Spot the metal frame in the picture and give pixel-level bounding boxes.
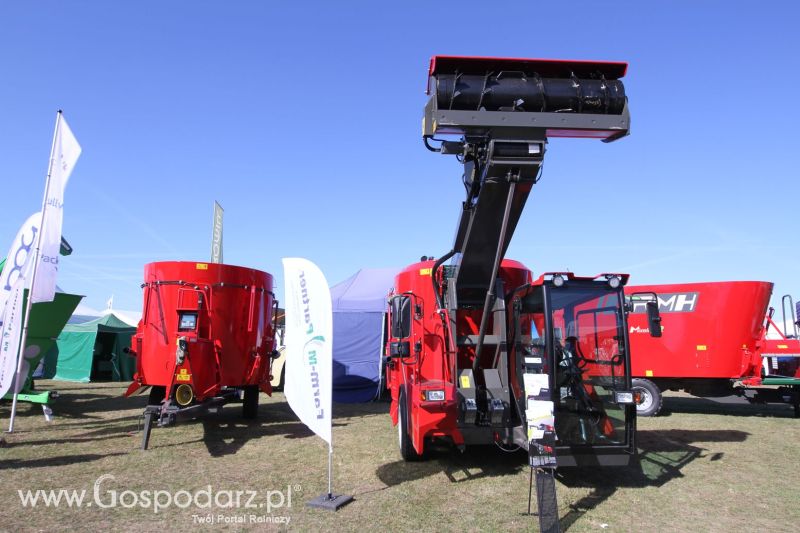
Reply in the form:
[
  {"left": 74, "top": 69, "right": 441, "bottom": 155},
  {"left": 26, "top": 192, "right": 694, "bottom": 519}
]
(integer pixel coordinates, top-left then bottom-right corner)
[
  {"left": 541, "top": 281, "right": 636, "bottom": 462},
  {"left": 423, "top": 95, "right": 630, "bottom": 141}
]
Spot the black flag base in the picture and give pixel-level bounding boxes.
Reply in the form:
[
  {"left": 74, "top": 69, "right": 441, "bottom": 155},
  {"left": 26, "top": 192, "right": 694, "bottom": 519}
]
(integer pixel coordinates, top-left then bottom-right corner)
[
  {"left": 531, "top": 467, "right": 560, "bottom": 533},
  {"left": 306, "top": 493, "right": 353, "bottom": 511}
]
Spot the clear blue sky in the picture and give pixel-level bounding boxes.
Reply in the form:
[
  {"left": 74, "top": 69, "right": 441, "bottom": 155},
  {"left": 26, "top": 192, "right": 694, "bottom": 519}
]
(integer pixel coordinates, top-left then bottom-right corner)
[{"left": 1, "top": 1, "right": 798, "bottom": 322}]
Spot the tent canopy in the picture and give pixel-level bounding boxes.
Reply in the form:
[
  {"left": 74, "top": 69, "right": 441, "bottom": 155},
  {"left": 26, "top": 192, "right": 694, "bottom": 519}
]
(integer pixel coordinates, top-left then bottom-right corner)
[
  {"left": 50, "top": 313, "right": 136, "bottom": 382},
  {"left": 332, "top": 267, "right": 400, "bottom": 312},
  {"left": 331, "top": 267, "right": 399, "bottom": 403}
]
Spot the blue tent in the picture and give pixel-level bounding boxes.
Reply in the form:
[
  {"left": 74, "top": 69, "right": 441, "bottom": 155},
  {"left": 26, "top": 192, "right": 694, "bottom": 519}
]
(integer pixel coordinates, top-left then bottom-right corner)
[{"left": 331, "top": 267, "right": 400, "bottom": 402}]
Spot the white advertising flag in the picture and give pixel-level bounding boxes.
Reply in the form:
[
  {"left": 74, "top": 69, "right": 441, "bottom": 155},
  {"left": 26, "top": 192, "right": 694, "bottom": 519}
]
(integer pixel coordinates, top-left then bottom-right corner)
[
  {"left": 0, "top": 276, "right": 27, "bottom": 398},
  {"left": 0, "top": 212, "right": 40, "bottom": 328},
  {"left": 282, "top": 258, "right": 332, "bottom": 446},
  {"left": 211, "top": 201, "right": 224, "bottom": 263},
  {"left": 31, "top": 113, "right": 81, "bottom": 303}
]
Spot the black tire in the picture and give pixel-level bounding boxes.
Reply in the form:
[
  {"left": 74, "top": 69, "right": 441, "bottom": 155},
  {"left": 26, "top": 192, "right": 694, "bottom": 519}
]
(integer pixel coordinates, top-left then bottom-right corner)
[
  {"left": 398, "top": 388, "right": 422, "bottom": 461},
  {"left": 243, "top": 386, "right": 259, "bottom": 419},
  {"left": 148, "top": 386, "right": 166, "bottom": 406},
  {"left": 632, "top": 378, "right": 663, "bottom": 417},
  {"left": 274, "top": 367, "right": 285, "bottom": 392}
]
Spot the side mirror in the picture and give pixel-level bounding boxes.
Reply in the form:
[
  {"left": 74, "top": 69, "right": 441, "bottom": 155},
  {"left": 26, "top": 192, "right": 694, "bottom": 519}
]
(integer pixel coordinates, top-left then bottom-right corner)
[
  {"left": 646, "top": 301, "right": 662, "bottom": 338},
  {"left": 390, "top": 295, "right": 412, "bottom": 339}
]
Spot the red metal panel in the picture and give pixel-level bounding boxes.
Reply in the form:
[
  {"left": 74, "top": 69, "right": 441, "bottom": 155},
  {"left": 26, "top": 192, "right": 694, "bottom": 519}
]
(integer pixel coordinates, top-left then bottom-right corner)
[
  {"left": 625, "top": 281, "right": 773, "bottom": 380},
  {"left": 131, "top": 261, "right": 276, "bottom": 401},
  {"left": 428, "top": 55, "right": 628, "bottom": 80}
]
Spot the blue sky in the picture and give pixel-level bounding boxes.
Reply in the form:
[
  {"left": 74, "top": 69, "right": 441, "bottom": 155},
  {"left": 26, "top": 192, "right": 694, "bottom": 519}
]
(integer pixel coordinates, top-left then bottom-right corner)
[{"left": 1, "top": 1, "right": 798, "bottom": 323}]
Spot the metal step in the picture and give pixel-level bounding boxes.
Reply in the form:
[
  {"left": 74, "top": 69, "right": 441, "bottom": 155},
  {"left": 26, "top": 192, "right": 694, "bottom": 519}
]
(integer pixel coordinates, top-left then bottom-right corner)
[{"left": 762, "top": 377, "right": 800, "bottom": 386}]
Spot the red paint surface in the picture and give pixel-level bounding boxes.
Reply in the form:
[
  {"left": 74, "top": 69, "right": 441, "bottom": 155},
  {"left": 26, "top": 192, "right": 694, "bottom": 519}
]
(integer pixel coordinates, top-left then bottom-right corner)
[
  {"left": 428, "top": 55, "right": 628, "bottom": 86},
  {"left": 626, "top": 281, "right": 774, "bottom": 380},
  {"left": 129, "top": 261, "right": 276, "bottom": 401}
]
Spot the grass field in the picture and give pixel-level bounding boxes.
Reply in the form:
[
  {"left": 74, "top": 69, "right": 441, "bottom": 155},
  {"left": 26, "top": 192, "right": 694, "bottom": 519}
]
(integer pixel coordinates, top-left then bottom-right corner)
[{"left": 1, "top": 381, "right": 798, "bottom": 532}]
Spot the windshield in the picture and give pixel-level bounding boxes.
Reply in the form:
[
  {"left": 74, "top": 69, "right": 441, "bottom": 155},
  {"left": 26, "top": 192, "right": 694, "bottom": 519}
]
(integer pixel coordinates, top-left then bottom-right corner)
[
  {"left": 516, "top": 282, "right": 630, "bottom": 448},
  {"left": 548, "top": 284, "right": 628, "bottom": 446}
]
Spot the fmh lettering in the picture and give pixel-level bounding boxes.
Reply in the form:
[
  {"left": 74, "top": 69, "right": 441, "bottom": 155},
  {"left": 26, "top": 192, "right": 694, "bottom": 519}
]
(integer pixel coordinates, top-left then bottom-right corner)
[{"left": 631, "top": 292, "right": 699, "bottom": 314}]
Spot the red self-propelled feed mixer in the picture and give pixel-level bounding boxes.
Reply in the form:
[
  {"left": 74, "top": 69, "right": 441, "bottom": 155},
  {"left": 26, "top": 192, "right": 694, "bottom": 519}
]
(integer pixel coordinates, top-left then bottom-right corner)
[
  {"left": 384, "top": 56, "right": 663, "bottom": 533},
  {"left": 125, "top": 261, "right": 279, "bottom": 449}
]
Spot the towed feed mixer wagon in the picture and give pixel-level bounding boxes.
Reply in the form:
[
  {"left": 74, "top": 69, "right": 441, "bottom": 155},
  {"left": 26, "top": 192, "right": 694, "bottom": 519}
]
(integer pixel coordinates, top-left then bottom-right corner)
[
  {"left": 383, "top": 56, "right": 662, "bottom": 532},
  {"left": 625, "top": 281, "right": 800, "bottom": 416},
  {"left": 125, "top": 261, "right": 280, "bottom": 449}
]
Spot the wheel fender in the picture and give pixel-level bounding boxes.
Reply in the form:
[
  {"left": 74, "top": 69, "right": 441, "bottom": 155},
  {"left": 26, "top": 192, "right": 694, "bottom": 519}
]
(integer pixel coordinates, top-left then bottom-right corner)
[
  {"left": 405, "top": 383, "right": 425, "bottom": 454},
  {"left": 389, "top": 384, "right": 400, "bottom": 425}
]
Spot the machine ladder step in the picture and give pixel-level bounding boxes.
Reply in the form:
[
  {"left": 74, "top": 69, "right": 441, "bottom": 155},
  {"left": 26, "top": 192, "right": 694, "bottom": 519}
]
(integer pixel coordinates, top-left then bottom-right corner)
[{"left": 762, "top": 377, "right": 800, "bottom": 386}]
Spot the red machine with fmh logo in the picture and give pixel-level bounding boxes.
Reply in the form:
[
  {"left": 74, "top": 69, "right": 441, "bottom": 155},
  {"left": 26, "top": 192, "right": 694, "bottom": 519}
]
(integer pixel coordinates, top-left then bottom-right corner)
[
  {"left": 125, "top": 261, "right": 279, "bottom": 448},
  {"left": 625, "top": 281, "right": 800, "bottom": 416}
]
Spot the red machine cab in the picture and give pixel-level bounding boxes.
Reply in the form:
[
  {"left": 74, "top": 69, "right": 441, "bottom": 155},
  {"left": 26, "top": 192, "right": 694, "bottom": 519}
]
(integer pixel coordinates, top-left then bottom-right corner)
[{"left": 385, "top": 265, "right": 645, "bottom": 466}]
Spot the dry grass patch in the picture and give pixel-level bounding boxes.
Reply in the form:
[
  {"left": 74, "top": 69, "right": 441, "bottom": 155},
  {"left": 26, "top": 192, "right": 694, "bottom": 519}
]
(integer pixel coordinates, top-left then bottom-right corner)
[{"left": 1, "top": 383, "right": 798, "bottom": 532}]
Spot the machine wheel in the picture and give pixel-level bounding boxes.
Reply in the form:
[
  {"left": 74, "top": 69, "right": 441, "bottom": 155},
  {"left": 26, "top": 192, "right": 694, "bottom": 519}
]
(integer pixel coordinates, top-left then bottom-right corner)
[
  {"left": 148, "top": 386, "right": 166, "bottom": 405},
  {"left": 632, "top": 378, "right": 663, "bottom": 417},
  {"left": 274, "top": 367, "right": 285, "bottom": 392},
  {"left": 398, "top": 388, "right": 422, "bottom": 461},
  {"left": 242, "top": 386, "right": 259, "bottom": 419}
]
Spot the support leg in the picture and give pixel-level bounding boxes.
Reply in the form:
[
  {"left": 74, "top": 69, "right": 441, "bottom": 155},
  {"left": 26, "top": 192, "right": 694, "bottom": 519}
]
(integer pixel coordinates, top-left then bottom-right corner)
[
  {"left": 528, "top": 466, "right": 534, "bottom": 515},
  {"left": 141, "top": 412, "right": 154, "bottom": 450}
]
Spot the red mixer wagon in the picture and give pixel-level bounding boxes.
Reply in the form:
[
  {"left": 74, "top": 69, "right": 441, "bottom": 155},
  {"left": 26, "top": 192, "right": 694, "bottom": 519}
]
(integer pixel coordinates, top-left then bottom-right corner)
[
  {"left": 625, "top": 281, "right": 800, "bottom": 416},
  {"left": 125, "top": 261, "right": 279, "bottom": 449}
]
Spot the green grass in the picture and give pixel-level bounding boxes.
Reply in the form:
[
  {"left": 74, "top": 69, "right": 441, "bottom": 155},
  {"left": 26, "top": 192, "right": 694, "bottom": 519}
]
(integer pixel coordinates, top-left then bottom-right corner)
[{"left": 1, "top": 382, "right": 798, "bottom": 532}]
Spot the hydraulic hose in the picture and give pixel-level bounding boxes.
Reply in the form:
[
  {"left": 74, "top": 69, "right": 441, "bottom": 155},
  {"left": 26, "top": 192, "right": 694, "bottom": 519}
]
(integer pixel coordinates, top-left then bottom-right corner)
[{"left": 431, "top": 249, "right": 457, "bottom": 310}]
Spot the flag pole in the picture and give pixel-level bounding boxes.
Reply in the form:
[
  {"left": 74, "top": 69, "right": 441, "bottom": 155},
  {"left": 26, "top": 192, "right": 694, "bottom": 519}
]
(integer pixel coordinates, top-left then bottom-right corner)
[
  {"left": 7, "top": 111, "right": 62, "bottom": 433},
  {"left": 327, "top": 442, "right": 333, "bottom": 499},
  {"left": 308, "top": 416, "right": 351, "bottom": 510}
]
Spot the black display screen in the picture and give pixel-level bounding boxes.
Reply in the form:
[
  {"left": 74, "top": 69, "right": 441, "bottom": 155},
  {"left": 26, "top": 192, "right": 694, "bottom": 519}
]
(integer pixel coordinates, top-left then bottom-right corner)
[{"left": 179, "top": 312, "right": 198, "bottom": 330}]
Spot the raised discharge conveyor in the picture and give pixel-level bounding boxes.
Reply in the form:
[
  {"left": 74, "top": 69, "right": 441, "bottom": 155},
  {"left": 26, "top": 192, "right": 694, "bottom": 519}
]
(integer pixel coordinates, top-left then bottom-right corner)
[{"left": 415, "top": 55, "right": 631, "bottom": 533}]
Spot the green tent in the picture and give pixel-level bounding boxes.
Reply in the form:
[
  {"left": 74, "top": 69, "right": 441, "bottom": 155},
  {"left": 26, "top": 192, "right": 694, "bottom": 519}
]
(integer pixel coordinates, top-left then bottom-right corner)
[{"left": 53, "top": 314, "right": 137, "bottom": 382}]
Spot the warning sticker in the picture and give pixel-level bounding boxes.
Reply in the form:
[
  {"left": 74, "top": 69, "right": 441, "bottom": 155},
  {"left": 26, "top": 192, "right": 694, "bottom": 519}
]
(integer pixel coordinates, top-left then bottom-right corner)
[
  {"left": 645, "top": 370, "right": 654, "bottom": 377},
  {"left": 697, "top": 345, "right": 707, "bottom": 351},
  {"left": 460, "top": 375, "right": 471, "bottom": 388},
  {"left": 196, "top": 263, "right": 209, "bottom": 270},
  {"left": 419, "top": 268, "right": 432, "bottom": 276},
  {"left": 176, "top": 368, "right": 191, "bottom": 381}
]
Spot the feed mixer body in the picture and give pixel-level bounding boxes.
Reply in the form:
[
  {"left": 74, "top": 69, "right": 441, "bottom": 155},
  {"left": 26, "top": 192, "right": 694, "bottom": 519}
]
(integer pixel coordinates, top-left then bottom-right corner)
[{"left": 128, "top": 261, "right": 277, "bottom": 407}]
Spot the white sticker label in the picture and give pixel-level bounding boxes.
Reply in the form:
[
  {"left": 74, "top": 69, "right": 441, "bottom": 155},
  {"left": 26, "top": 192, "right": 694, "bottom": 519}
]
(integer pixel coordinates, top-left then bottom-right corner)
[{"left": 523, "top": 373, "right": 549, "bottom": 397}]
